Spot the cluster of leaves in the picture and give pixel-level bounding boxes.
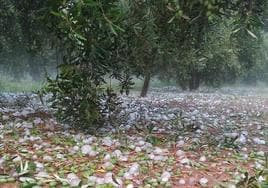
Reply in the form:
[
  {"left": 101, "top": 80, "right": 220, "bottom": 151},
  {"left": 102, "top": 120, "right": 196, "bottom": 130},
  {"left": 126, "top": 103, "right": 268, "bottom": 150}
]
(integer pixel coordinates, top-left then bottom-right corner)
[
  {"left": 43, "top": 64, "right": 126, "bottom": 132},
  {"left": 43, "top": 64, "right": 104, "bottom": 131},
  {"left": 38, "top": 0, "right": 126, "bottom": 130},
  {"left": 236, "top": 154, "right": 268, "bottom": 188}
]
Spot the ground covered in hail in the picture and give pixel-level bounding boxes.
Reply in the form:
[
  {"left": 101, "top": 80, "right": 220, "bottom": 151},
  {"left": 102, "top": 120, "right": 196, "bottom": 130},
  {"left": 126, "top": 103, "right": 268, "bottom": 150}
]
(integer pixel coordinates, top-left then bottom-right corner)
[{"left": 0, "top": 88, "right": 267, "bottom": 188}]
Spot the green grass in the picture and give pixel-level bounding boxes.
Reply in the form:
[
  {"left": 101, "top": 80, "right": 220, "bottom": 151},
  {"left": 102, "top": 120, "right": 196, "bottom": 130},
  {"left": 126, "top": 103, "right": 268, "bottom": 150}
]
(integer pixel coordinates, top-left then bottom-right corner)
[
  {"left": 0, "top": 75, "right": 159, "bottom": 93},
  {"left": 1, "top": 74, "right": 267, "bottom": 96},
  {"left": 0, "top": 75, "right": 43, "bottom": 93}
]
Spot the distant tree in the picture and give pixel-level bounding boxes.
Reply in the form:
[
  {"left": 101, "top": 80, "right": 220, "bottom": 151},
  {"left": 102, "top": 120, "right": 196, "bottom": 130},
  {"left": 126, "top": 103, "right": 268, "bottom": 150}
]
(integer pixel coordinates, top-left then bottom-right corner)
[
  {"left": 232, "top": 1, "right": 268, "bottom": 85},
  {"left": 157, "top": 0, "right": 268, "bottom": 90},
  {"left": 0, "top": 0, "right": 54, "bottom": 81}
]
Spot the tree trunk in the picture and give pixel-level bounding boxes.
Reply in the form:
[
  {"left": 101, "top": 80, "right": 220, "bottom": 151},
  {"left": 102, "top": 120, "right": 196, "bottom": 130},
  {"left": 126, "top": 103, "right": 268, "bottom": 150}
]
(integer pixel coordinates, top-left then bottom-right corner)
[
  {"left": 189, "top": 72, "right": 200, "bottom": 91},
  {"left": 140, "top": 48, "right": 157, "bottom": 97},
  {"left": 189, "top": 76, "right": 194, "bottom": 91},
  {"left": 195, "top": 73, "right": 200, "bottom": 90},
  {"left": 180, "top": 84, "right": 188, "bottom": 91},
  {"left": 140, "top": 72, "right": 151, "bottom": 97}
]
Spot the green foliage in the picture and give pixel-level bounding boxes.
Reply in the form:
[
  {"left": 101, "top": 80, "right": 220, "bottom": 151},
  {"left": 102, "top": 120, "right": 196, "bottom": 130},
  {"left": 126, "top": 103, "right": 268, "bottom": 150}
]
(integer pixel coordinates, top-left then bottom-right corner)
[
  {"left": 39, "top": 0, "right": 128, "bottom": 131},
  {"left": 1, "top": 0, "right": 268, "bottom": 129},
  {"left": 43, "top": 65, "right": 104, "bottom": 131},
  {"left": 201, "top": 21, "right": 240, "bottom": 87},
  {"left": 118, "top": 73, "right": 135, "bottom": 95},
  {"left": 144, "top": 123, "right": 162, "bottom": 145},
  {"left": 157, "top": 0, "right": 268, "bottom": 89},
  {"left": 236, "top": 153, "right": 268, "bottom": 188},
  {"left": 236, "top": 170, "right": 268, "bottom": 188}
]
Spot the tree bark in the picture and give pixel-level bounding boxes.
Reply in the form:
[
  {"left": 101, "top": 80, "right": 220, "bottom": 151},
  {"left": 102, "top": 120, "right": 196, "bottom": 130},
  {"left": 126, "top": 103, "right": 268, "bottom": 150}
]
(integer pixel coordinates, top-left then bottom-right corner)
[
  {"left": 140, "top": 72, "right": 151, "bottom": 97},
  {"left": 140, "top": 48, "right": 157, "bottom": 97},
  {"left": 189, "top": 72, "right": 200, "bottom": 91}
]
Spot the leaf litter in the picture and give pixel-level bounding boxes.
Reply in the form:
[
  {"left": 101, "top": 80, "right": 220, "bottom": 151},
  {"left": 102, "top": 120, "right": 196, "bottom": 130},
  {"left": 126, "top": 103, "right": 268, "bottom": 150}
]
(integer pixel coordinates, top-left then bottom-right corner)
[{"left": 0, "top": 88, "right": 267, "bottom": 187}]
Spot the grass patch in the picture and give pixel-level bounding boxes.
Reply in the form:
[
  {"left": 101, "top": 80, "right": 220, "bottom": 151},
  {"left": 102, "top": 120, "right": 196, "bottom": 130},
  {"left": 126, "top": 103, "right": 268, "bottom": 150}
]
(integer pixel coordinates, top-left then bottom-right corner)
[
  {"left": 0, "top": 75, "right": 43, "bottom": 93},
  {"left": 103, "top": 77, "right": 177, "bottom": 93}
]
